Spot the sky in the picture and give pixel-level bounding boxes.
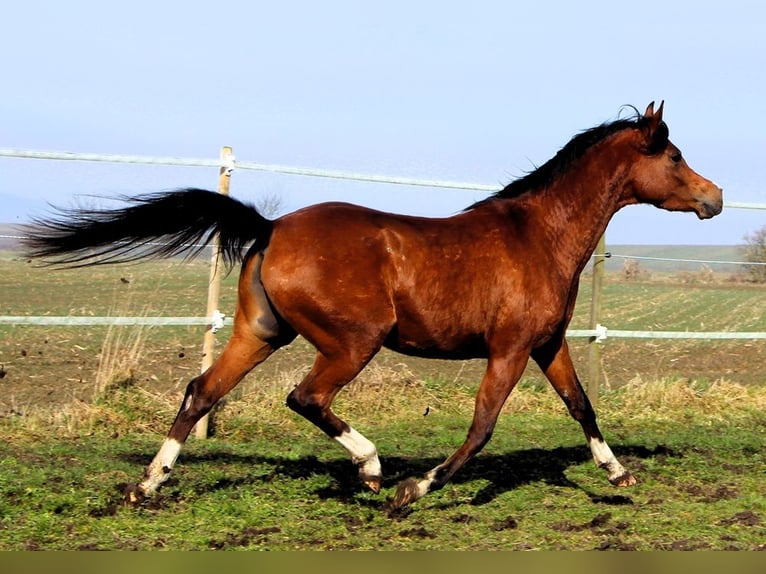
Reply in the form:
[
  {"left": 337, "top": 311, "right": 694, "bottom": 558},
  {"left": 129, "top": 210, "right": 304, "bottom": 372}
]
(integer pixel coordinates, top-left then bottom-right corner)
[{"left": 1, "top": 0, "right": 764, "bottom": 245}]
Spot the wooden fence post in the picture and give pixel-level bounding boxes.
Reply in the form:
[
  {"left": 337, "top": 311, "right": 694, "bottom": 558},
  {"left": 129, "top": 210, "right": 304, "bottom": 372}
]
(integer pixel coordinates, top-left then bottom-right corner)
[
  {"left": 586, "top": 233, "right": 606, "bottom": 407},
  {"left": 194, "top": 146, "right": 234, "bottom": 439}
]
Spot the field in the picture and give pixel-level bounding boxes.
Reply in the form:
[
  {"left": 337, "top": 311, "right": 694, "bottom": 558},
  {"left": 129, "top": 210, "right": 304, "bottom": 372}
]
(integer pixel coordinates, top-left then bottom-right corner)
[{"left": 1, "top": 251, "right": 765, "bottom": 550}]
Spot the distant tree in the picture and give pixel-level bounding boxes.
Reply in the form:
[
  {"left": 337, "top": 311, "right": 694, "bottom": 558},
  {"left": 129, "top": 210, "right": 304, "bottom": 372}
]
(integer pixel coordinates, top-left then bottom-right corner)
[
  {"left": 742, "top": 225, "right": 766, "bottom": 283},
  {"left": 256, "top": 193, "right": 284, "bottom": 218},
  {"left": 621, "top": 258, "right": 650, "bottom": 281}
]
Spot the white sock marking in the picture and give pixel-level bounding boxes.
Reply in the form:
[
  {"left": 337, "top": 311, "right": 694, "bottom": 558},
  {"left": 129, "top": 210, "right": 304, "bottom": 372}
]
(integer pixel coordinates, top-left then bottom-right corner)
[
  {"left": 139, "top": 438, "right": 183, "bottom": 495},
  {"left": 588, "top": 437, "right": 627, "bottom": 480},
  {"left": 335, "top": 427, "right": 381, "bottom": 480}
]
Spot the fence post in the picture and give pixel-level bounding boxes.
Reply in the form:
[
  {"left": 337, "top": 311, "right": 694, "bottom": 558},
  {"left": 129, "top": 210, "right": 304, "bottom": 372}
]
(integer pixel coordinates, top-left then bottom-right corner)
[
  {"left": 586, "top": 233, "right": 606, "bottom": 407},
  {"left": 194, "top": 146, "right": 234, "bottom": 439}
]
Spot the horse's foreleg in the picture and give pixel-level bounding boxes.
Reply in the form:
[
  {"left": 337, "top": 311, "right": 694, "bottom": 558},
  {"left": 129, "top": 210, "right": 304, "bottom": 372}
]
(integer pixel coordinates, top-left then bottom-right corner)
[
  {"left": 127, "top": 335, "right": 275, "bottom": 502},
  {"left": 533, "top": 338, "right": 636, "bottom": 487},
  {"left": 391, "top": 348, "right": 529, "bottom": 510},
  {"left": 286, "top": 353, "right": 382, "bottom": 493}
]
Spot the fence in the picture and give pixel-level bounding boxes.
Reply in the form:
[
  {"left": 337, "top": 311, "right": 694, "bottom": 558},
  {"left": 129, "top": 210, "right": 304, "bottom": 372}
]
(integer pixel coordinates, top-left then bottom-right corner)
[{"left": 1, "top": 147, "right": 765, "bottom": 407}]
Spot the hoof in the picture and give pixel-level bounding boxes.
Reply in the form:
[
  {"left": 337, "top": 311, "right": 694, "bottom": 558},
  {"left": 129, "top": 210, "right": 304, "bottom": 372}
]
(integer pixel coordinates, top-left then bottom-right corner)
[
  {"left": 389, "top": 478, "right": 421, "bottom": 511},
  {"left": 362, "top": 476, "right": 382, "bottom": 494},
  {"left": 121, "top": 483, "right": 147, "bottom": 507},
  {"left": 609, "top": 471, "right": 637, "bottom": 487}
]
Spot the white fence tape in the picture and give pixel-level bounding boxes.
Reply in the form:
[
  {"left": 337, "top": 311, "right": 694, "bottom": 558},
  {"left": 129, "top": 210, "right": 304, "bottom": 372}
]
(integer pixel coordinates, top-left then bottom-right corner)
[
  {"left": 0, "top": 148, "right": 497, "bottom": 192},
  {"left": 2, "top": 318, "right": 764, "bottom": 341},
  {"left": 596, "top": 252, "right": 766, "bottom": 266},
  {"left": 567, "top": 325, "right": 766, "bottom": 341},
  {"left": 0, "top": 311, "right": 228, "bottom": 332},
  {"left": 4, "top": 147, "right": 765, "bottom": 199}
]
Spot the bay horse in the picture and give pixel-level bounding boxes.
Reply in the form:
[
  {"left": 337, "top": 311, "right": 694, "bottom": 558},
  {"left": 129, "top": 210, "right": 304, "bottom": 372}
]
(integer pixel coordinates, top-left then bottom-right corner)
[{"left": 23, "top": 102, "right": 722, "bottom": 510}]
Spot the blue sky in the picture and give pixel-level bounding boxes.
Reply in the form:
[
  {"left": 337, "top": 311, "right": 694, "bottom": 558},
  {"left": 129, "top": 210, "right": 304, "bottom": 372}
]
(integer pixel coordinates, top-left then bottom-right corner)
[{"left": 1, "top": 0, "right": 764, "bottom": 244}]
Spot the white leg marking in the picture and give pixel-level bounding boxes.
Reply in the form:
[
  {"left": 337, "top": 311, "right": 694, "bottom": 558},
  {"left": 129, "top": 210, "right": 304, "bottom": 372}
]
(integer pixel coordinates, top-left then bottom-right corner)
[
  {"left": 138, "top": 438, "right": 183, "bottom": 495},
  {"left": 413, "top": 469, "right": 438, "bottom": 499},
  {"left": 588, "top": 437, "right": 632, "bottom": 484},
  {"left": 335, "top": 427, "right": 382, "bottom": 487}
]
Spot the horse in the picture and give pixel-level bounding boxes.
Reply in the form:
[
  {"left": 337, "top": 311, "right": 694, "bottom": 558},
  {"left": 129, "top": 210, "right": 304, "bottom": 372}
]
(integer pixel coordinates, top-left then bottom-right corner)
[{"left": 22, "top": 102, "right": 722, "bottom": 510}]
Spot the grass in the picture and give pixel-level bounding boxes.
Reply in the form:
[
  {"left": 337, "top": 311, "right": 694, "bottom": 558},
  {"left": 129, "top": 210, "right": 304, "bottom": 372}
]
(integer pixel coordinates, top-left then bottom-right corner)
[
  {"left": 573, "top": 278, "right": 766, "bottom": 332},
  {"left": 0, "top": 377, "right": 764, "bottom": 550}
]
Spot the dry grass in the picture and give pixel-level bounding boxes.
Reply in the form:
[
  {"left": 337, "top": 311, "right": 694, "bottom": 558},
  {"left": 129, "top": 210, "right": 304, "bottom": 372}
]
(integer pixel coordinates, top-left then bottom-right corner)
[
  {"left": 5, "top": 359, "right": 765, "bottom": 440},
  {"left": 93, "top": 322, "right": 148, "bottom": 397},
  {"left": 602, "top": 375, "right": 766, "bottom": 423}
]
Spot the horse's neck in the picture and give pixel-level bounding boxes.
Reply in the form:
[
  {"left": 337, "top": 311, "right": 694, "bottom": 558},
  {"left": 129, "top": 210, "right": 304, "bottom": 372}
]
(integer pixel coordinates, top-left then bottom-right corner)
[{"left": 527, "top": 163, "right": 628, "bottom": 278}]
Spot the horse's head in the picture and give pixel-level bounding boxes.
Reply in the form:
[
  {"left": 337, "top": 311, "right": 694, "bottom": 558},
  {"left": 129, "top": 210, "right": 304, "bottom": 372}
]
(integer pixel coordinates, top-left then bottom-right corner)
[{"left": 627, "top": 101, "right": 722, "bottom": 219}]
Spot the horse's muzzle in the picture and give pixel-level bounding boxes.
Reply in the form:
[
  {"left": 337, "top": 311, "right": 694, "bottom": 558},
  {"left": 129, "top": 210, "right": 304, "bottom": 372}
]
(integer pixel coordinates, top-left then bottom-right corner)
[{"left": 696, "top": 195, "right": 723, "bottom": 220}]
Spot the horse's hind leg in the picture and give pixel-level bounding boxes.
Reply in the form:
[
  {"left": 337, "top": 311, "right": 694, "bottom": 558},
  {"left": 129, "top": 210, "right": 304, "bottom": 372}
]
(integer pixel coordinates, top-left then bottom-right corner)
[
  {"left": 286, "top": 351, "right": 383, "bottom": 493},
  {"left": 128, "top": 331, "right": 277, "bottom": 502},
  {"left": 532, "top": 337, "right": 636, "bottom": 487}
]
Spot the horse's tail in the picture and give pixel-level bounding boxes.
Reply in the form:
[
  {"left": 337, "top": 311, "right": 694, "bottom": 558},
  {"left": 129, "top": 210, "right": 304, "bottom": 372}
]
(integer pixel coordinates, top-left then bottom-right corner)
[{"left": 21, "top": 188, "right": 272, "bottom": 269}]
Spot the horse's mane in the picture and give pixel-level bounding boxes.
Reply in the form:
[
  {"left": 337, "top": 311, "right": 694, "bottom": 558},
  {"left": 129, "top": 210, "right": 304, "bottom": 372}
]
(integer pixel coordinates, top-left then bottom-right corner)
[{"left": 467, "top": 108, "right": 655, "bottom": 210}]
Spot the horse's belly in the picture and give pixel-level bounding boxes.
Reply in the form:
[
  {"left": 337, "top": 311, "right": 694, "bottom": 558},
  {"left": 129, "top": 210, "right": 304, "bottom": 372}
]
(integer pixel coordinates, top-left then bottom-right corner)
[{"left": 382, "top": 325, "right": 488, "bottom": 360}]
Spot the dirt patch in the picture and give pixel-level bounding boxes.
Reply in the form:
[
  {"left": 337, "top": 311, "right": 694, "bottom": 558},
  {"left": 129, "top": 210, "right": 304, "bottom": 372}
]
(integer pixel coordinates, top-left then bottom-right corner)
[
  {"left": 452, "top": 513, "right": 475, "bottom": 524},
  {"left": 550, "top": 511, "right": 613, "bottom": 532},
  {"left": 490, "top": 516, "right": 519, "bottom": 531},
  {"left": 550, "top": 513, "right": 636, "bottom": 551},
  {"left": 399, "top": 526, "right": 436, "bottom": 539},
  {"left": 682, "top": 483, "right": 739, "bottom": 503},
  {"left": 719, "top": 510, "right": 761, "bottom": 527}
]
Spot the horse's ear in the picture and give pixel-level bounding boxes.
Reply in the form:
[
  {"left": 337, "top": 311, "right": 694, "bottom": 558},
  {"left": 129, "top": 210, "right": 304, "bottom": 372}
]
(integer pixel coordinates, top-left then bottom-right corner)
[
  {"left": 642, "top": 100, "right": 667, "bottom": 153},
  {"left": 643, "top": 100, "right": 664, "bottom": 123}
]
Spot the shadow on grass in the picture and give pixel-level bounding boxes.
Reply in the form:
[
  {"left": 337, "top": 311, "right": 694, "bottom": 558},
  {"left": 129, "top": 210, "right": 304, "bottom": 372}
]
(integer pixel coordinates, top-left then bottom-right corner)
[{"left": 116, "top": 443, "right": 678, "bottom": 510}]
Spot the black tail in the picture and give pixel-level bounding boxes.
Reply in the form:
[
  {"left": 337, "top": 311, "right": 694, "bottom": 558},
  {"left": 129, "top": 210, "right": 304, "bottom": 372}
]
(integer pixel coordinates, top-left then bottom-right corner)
[{"left": 21, "top": 188, "right": 272, "bottom": 268}]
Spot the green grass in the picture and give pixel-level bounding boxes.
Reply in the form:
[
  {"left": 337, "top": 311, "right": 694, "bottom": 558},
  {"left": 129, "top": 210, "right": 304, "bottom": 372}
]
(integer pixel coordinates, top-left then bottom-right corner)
[
  {"left": 1, "top": 382, "right": 764, "bottom": 550},
  {"left": 572, "top": 279, "right": 766, "bottom": 332},
  {"left": 0, "top": 255, "right": 238, "bottom": 318}
]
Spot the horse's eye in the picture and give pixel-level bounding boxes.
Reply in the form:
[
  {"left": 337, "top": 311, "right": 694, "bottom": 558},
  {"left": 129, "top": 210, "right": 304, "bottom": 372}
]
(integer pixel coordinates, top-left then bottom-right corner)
[{"left": 670, "top": 152, "right": 682, "bottom": 163}]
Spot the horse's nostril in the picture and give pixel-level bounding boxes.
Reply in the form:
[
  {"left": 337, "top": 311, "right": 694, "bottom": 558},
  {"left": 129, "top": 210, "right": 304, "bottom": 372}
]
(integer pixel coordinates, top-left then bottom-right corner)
[{"left": 699, "top": 199, "right": 723, "bottom": 219}]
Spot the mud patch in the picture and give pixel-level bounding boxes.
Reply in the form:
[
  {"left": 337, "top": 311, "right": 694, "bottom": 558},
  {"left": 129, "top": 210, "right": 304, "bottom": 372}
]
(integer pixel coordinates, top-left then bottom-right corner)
[
  {"left": 682, "top": 483, "right": 738, "bottom": 503},
  {"left": 490, "top": 516, "right": 519, "bottom": 531},
  {"left": 399, "top": 526, "right": 436, "bottom": 539},
  {"left": 719, "top": 510, "right": 761, "bottom": 527},
  {"left": 550, "top": 512, "right": 613, "bottom": 532}
]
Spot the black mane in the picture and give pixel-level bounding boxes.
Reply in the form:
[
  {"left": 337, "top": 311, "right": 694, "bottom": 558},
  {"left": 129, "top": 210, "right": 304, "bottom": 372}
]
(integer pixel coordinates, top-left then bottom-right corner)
[{"left": 468, "top": 110, "right": 654, "bottom": 209}]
